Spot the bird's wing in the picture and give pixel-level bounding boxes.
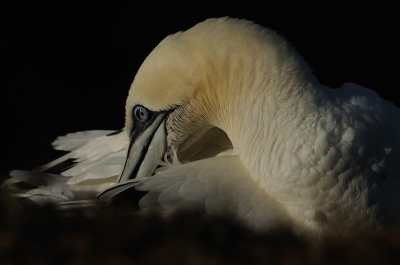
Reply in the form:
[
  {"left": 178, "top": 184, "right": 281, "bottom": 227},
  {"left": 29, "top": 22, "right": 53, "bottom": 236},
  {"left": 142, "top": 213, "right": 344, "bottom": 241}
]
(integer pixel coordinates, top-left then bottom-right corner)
[
  {"left": 4, "top": 170, "right": 75, "bottom": 204},
  {"left": 100, "top": 155, "right": 292, "bottom": 232},
  {"left": 37, "top": 130, "right": 128, "bottom": 184},
  {"left": 4, "top": 130, "right": 128, "bottom": 204}
]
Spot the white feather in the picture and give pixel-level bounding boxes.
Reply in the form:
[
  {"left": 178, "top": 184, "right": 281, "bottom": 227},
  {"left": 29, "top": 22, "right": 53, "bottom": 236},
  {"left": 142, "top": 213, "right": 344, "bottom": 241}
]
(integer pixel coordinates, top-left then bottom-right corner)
[
  {"left": 52, "top": 130, "right": 116, "bottom": 151},
  {"left": 5, "top": 130, "right": 128, "bottom": 204},
  {"left": 130, "top": 156, "right": 292, "bottom": 232}
]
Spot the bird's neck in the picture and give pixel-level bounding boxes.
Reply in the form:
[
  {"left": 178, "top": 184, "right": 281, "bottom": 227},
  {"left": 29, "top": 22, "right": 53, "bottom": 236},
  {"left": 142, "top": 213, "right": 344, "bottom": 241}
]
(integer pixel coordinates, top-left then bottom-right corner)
[{"left": 217, "top": 72, "right": 329, "bottom": 188}]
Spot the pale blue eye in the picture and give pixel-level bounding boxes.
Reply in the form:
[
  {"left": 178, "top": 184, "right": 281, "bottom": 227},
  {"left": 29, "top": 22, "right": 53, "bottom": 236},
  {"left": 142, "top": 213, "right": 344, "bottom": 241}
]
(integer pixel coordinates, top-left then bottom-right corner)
[{"left": 133, "top": 106, "right": 150, "bottom": 122}]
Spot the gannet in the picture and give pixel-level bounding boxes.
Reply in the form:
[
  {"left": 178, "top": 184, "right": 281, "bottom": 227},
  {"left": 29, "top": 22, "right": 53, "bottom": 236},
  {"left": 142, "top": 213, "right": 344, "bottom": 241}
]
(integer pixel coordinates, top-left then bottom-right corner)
[{"left": 5, "top": 17, "right": 400, "bottom": 237}]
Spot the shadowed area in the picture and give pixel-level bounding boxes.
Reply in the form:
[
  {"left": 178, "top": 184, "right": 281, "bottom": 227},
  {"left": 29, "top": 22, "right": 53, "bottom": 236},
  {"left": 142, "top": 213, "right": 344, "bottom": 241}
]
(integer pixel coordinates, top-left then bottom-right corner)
[{"left": 1, "top": 189, "right": 400, "bottom": 264}]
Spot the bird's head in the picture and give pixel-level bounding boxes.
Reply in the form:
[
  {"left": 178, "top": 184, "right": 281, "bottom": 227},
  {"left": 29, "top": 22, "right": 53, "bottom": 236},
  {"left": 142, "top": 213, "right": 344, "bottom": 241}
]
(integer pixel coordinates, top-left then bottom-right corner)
[{"left": 118, "top": 17, "right": 314, "bottom": 182}]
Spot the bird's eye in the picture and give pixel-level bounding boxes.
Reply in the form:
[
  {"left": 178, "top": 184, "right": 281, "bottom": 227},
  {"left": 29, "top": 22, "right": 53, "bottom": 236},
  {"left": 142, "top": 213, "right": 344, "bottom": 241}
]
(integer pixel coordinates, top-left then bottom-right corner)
[{"left": 133, "top": 105, "right": 150, "bottom": 122}]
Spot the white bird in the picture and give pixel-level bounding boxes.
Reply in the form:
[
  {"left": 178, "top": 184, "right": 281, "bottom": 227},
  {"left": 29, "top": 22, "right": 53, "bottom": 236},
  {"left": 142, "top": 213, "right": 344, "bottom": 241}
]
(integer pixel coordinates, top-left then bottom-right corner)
[{"left": 4, "top": 17, "right": 400, "bottom": 237}]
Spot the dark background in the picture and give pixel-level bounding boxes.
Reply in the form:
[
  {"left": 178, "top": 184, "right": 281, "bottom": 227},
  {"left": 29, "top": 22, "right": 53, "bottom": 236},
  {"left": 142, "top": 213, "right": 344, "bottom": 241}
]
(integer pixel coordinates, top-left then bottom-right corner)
[
  {"left": 1, "top": 1, "right": 399, "bottom": 178},
  {"left": 1, "top": 3, "right": 400, "bottom": 263}
]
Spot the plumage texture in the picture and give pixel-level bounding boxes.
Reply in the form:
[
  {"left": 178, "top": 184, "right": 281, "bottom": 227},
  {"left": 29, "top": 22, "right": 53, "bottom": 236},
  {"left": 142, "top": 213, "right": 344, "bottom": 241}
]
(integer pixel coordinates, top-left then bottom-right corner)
[
  {"left": 40, "top": 130, "right": 127, "bottom": 184},
  {"left": 4, "top": 130, "right": 128, "bottom": 204},
  {"left": 135, "top": 156, "right": 297, "bottom": 233},
  {"left": 4, "top": 17, "right": 400, "bottom": 237}
]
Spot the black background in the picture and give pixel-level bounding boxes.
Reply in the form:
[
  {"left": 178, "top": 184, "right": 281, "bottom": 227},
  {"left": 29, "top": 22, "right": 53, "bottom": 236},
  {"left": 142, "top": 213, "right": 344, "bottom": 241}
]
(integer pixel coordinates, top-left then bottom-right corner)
[{"left": 1, "top": 1, "right": 399, "bottom": 177}]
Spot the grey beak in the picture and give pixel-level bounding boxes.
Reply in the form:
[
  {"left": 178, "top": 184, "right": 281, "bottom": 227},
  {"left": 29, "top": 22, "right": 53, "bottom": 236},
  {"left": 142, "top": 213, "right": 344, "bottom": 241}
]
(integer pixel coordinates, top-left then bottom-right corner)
[
  {"left": 97, "top": 112, "right": 168, "bottom": 201},
  {"left": 118, "top": 113, "right": 167, "bottom": 182}
]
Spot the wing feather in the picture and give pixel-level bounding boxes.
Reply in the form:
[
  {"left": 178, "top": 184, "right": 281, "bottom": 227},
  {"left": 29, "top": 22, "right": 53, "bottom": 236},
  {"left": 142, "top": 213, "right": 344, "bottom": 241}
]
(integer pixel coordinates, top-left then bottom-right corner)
[
  {"left": 100, "top": 155, "right": 292, "bottom": 231},
  {"left": 37, "top": 130, "right": 128, "bottom": 180},
  {"left": 5, "top": 130, "right": 128, "bottom": 204},
  {"left": 52, "top": 130, "right": 117, "bottom": 151}
]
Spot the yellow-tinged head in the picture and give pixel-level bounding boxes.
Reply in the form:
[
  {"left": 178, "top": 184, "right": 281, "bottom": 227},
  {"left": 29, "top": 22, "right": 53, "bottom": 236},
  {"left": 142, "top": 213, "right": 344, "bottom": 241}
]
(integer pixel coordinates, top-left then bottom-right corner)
[
  {"left": 115, "top": 17, "right": 316, "bottom": 184},
  {"left": 125, "top": 17, "right": 313, "bottom": 133}
]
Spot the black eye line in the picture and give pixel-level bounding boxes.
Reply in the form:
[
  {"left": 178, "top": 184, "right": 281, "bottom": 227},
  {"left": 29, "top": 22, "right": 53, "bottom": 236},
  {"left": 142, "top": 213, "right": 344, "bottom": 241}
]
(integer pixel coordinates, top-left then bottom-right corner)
[
  {"left": 129, "top": 105, "right": 180, "bottom": 138},
  {"left": 133, "top": 104, "right": 179, "bottom": 122}
]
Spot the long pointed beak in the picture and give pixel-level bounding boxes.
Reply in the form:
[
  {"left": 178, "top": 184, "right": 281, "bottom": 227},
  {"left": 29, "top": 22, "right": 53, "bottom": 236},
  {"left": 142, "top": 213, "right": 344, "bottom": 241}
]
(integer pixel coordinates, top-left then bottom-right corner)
[{"left": 118, "top": 113, "right": 167, "bottom": 182}]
